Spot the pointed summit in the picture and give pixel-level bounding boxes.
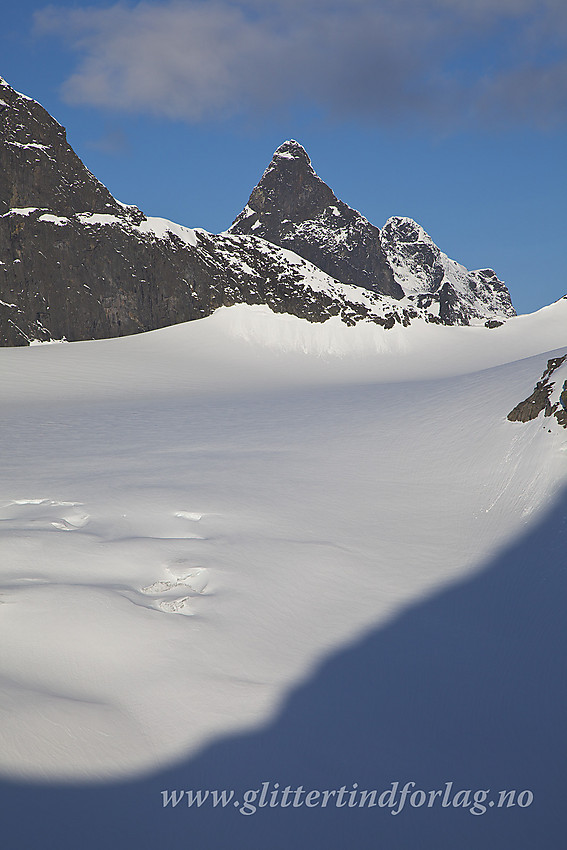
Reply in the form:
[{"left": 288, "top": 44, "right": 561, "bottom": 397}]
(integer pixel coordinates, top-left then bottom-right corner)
[
  {"left": 230, "top": 141, "right": 403, "bottom": 299},
  {"left": 270, "top": 139, "right": 312, "bottom": 165},
  {"left": 234, "top": 139, "right": 336, "bottom": 224}
]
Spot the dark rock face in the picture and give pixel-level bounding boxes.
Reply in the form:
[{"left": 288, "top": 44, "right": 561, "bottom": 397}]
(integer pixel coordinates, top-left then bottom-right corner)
[
  {"left": 229, "top": 140, "right": 403, "bottom": 300},
  {"left": 508, "top": 355, "right": 567, "bottom": 427},
  {"left": 1, "top": 210, "right": 209, "bottom": 345},
  {"left": 0, "top": 76, "right": 127, "bottom": 219},
  {"left": 557, "top": 385, "right": 567, "bottom": 427},
  {"left": 0, "top": 205, "right": 414, "bottom": 346}
]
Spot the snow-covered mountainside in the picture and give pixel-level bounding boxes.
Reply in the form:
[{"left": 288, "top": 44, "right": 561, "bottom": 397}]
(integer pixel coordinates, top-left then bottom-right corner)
[
  {"left": 381, "top": 215, "right": 515, "bottom": 324},
  {"left": 230, "top": 140, "right": 516, "bottom": 326},
  {"left": 1, "top": 78, "right": 517, "bottom": 346},
  {"left": 1, "top": 303, "right": 566, "bottom": 850}
]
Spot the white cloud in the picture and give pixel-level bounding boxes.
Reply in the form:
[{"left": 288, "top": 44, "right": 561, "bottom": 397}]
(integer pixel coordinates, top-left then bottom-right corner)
[{"left": 35, "top": 0, "right": 567, "bottom": 129}]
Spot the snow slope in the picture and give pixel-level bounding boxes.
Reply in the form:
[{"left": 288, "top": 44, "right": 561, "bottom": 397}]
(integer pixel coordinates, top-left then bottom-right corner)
[
  {"left": 0, "top": 304, "right": 566, "bottom": 848},
  {"left": 2, "top": 296, "right": 567, "bottom": 403}
]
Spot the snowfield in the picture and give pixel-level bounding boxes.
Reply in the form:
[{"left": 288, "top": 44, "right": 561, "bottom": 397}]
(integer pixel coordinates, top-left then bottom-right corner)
[{"left": 1, "top": 303, "right": 566, "bottom": 849}]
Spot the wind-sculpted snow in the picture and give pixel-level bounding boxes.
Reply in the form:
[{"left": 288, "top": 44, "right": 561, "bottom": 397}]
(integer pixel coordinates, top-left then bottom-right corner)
[{"left": 0, "top": 304, "right": 566, "bottom": 785}]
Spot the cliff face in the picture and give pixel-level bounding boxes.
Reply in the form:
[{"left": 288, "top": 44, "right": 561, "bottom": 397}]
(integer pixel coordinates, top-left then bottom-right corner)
[
  {"left": 1, "top": 79, "right": 517, "bottom": 346},
  {"left": 2, "top": 204, "right": 415, "bottom": 346}
]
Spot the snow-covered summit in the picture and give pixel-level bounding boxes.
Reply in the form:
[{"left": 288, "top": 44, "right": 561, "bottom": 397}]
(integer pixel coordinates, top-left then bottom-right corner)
[
  {"left": 381, "top": 216, "right": 516, "bottom": 324},
  {"left": 383, "top": 216, "right": 433, "bottom": 250}
]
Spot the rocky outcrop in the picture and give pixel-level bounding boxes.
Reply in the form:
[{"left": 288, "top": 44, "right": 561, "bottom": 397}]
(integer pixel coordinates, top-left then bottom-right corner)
[
  {"left": 0, "top": 204, "right": 423, "bottom": 345},
  {"left": 507, "top": 355, "right": 567, "bottom": 427}
]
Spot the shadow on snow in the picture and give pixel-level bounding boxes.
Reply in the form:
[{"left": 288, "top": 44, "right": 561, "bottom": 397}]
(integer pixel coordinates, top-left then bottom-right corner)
[{"left": 2, "top": 485, "right": 567, "bottom": 850}]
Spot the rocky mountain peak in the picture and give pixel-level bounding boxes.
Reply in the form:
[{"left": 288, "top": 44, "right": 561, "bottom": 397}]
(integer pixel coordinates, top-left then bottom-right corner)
[
  {"left": 230, "top": 139, "right": 515, "bottom": 324},
  {"left": 230, "top": 141, "right": 403, "bottom": 299},
  {"left": 383, "top": 216, "right": 433, "bottom": 246},
  {"left": 270, "top": 139, "right": 312, "bottom": 166},
  {"left": 237, "top": 138, "right": 335, "bottom": 223},
  {"left": 0, "top": 83, "right": 409, "bottom": 347}
]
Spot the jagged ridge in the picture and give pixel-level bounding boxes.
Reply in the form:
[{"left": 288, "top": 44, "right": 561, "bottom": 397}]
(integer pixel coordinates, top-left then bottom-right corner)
[
  {"left": 1, "top": 79, "right": 516, "bottom": 346},
  {"left": 0, "top": 81, "right": 399, "bottom": 345}
]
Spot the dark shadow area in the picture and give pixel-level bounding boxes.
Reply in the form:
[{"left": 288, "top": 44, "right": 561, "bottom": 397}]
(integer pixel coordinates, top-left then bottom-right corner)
[{"left": 2, "top": 486, "right": 567, "bottom": 849}]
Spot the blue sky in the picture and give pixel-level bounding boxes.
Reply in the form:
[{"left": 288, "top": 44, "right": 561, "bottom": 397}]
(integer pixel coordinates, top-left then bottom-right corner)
[{"left": 2, "top": 0, "right": 566, "bottom": 314}]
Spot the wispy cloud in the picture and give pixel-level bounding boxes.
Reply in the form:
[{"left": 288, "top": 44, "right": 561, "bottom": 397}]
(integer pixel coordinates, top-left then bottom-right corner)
[
  {"left": 87, "top": 125, "right": 131, "bottom": 155},
  {"left": 35, "top": 0, "right": 567, "bottom": 129}
]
